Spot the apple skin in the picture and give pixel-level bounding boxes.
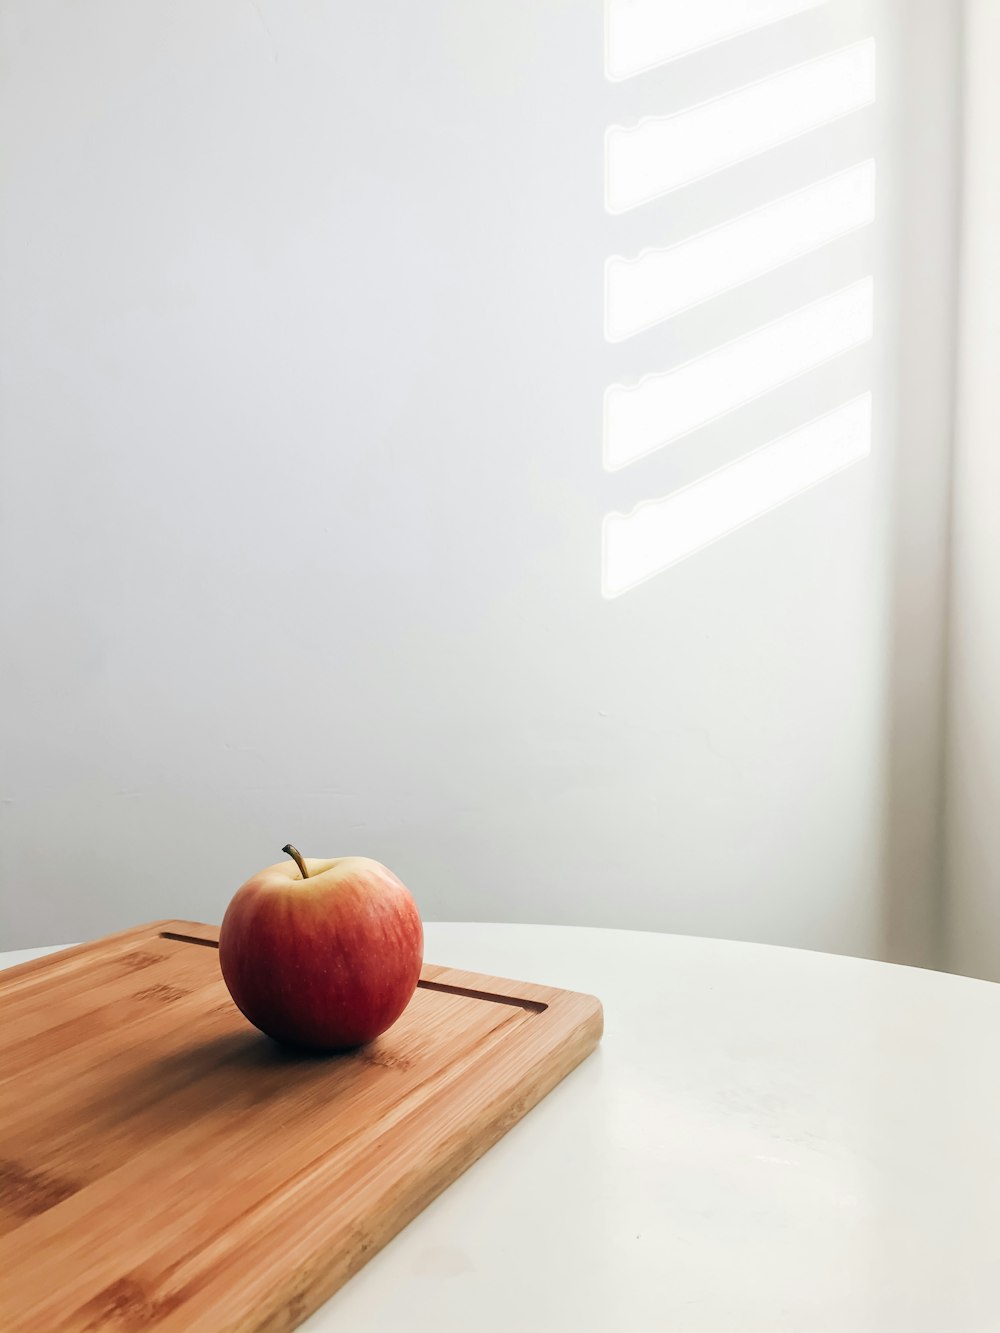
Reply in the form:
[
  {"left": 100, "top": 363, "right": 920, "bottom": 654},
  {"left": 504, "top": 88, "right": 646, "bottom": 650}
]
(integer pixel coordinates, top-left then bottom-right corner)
[{"left": 218, "top": 856, "right": 423, "bottom": 1051}]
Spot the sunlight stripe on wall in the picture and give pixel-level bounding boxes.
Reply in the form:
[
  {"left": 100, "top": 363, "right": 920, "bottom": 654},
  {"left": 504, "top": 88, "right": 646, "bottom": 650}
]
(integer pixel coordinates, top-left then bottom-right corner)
[
  {"left": 602, "top": 394, "right": 872, "bottom": 595},
  {"left": 605, "top": 0, "right": 828, "bottom": 82},
  {"left": 605, "top": 160, "right": 875, "bottom": 342},
  {"left": 604, "top": 278, "right": 873, "bottom": 470},
  {"left": 606, "top": 40, "right": 875, "bottom": 213}
]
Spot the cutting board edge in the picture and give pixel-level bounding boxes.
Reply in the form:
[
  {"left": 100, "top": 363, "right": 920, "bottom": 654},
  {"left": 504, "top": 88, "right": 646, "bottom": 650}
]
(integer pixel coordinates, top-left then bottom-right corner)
[
  {"left": 0, "top": 920, "right": 602, "bottom": 1020},
  {"left": 0, "top": 920, "right": 179, "bottom": 988}
]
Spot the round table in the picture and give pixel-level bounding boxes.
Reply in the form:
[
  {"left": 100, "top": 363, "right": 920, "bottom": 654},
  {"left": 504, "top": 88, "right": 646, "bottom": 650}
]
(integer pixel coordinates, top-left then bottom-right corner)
[{"left": 4, "top": 923, "right": 999, "bottom": 1332}]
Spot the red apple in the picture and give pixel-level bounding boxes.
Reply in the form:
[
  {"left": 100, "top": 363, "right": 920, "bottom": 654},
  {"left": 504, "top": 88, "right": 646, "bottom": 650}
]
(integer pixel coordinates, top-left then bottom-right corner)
[{"left": 219, "top": 845, "right": 423, "bottom": 1050}]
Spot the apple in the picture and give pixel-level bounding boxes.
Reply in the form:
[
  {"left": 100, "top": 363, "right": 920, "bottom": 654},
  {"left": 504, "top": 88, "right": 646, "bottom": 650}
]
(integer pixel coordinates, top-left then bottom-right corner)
[{"left": 219, "top": 844, "right": 423, "bottom": 1051}]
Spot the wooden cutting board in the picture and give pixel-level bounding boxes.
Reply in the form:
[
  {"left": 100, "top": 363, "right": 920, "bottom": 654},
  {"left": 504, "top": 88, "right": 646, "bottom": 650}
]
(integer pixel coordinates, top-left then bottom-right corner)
[{"left": 0, "top": 920, "right": 603, "bottom": 1332}]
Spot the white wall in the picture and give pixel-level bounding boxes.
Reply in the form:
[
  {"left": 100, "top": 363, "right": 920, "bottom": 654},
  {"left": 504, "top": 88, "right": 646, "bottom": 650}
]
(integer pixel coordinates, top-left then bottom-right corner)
[
  {"left": 878, "top": 0, "right": 960, "bottom": 968},
  {"left": 0, "top": 1, "right": 958, "bottom": 957},
  {"left": 943, "top": 0, "right": 1000, "bottom": 980}
]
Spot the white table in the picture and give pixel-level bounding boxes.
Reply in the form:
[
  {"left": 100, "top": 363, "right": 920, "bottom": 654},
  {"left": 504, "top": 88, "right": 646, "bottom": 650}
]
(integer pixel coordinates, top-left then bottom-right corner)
[{"left": 5, "top": 923, "right": 1000, "bottom": 1332}]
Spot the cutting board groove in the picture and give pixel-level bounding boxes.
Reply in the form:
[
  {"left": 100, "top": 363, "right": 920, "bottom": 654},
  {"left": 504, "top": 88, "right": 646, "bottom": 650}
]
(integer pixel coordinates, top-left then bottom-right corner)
[{"left": 0, "top": 920, "right": 602, "bottom": 1332}]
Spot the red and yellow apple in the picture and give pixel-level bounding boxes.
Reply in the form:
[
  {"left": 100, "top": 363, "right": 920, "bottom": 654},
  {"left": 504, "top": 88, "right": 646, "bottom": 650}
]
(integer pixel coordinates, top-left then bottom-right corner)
[{"left": 219, "top": 845, "right": 423, "bottom": 1050}]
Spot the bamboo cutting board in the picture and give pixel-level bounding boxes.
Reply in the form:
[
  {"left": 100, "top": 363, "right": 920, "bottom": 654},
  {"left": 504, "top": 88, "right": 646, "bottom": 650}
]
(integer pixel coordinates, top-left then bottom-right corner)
[{"left": 0, "top": 920, "right": 603, "bottom": 1332}]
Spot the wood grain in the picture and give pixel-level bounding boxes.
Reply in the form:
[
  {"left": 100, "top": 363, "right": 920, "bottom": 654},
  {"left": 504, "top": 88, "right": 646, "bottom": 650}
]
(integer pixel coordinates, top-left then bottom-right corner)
[{"left": 0, "top": 921, "right": 603, "bottom": 1331}]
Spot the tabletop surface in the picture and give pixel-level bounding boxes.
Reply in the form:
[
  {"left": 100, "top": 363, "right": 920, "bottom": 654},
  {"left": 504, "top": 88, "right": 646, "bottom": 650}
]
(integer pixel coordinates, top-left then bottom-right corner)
[{"left": 4, "top": 922, "right": 999, "bottom": 1332}]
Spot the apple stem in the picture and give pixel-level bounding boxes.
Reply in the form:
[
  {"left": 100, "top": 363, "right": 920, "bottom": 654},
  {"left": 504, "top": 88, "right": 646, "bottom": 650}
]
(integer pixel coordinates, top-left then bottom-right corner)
[{"left": 282, "top": 844, "right": 310, "bottom": 880}]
